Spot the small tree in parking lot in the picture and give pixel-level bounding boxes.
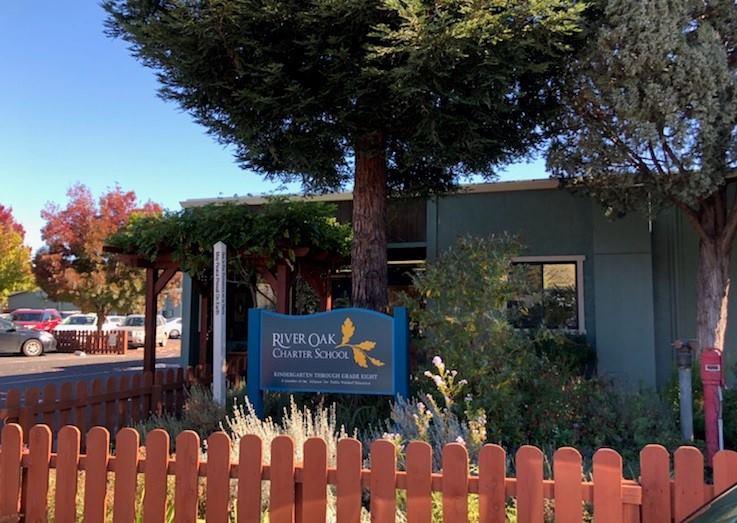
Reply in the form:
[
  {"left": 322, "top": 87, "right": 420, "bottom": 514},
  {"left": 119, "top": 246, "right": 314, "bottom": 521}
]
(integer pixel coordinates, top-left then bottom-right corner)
[
  {"left": 33, "top": 184, "right": 161, "bottom": 331},
  {"left": 0, "top": 205, "right": 34, "bottom": 307}
]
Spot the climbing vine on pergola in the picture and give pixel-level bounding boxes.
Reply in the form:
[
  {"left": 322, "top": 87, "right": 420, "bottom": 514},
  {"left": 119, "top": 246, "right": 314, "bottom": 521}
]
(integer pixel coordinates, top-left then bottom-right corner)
[{"left": 105, "top": 198, "right": 352, "bottom": 371}]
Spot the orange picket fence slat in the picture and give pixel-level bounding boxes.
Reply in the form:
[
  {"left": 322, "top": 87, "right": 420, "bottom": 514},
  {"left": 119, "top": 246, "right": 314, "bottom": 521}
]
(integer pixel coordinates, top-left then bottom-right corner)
[
  {"left": 0, "top": 424, "right": 23, "bottom": 519},
  {"left": 478, "top": 444, "right": 506, "bottom": 523},
  {"left": 674, "top": 446, "right": 705, "bottom": 522},
  {"left": 442, "top": 443, "right": 469, "bottom": 523},
  {"left": 406, "top": 441, "right": 432, "bottom": 523},
  {"left": 25, "top": 425, "right": 52, "bottom": 522},
  {"left": 55, "top": 426, "right": 81, "bottom": 523},
  {"left": 174, "top": 430, "right": 201, "bottom": 523},
  {"left": 143, "top": 429, "right": 170, "bottom": 523},
  {"left": 371, "top": 439, "right": 397, "bottom": 523},
  {"left": 593, "top": 448, "right": 623, "bottom": 523},
  {"left": 113, "top": 428, "right": 140, "bottom": 523},
  {"left": 84, "top": 426, "right": 110, "bottom": 523},
  {"left": 336, "top": 437, "right": 362, "bottom": 523},
  {"left": 713, "top": 450, "right": 737, "bottom": 496},
  {"left": 302, "top": 437, "right": 328, "bottom": 523},
  {"left": 554, "top": 447, "right": 583, "bottom": 523},
  {"left": 640, "top": 444, "right": 671, "bottom": 523},
  {"left": 206, "top": 432, "right": 232, "bottom": 523},
  {"left": 237, "top": 434, "right": 262, "bottom": 523},
  {"left": 516, "top": 445, "right": 544, "bottom": 523},
  {"left": 270, "top": 436, "right": 295, "bottom": 523}
]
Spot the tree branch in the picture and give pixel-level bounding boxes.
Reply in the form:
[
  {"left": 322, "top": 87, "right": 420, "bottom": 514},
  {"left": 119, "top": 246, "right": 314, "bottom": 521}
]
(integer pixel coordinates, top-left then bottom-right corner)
[
  {"left": 716, "top": 188, "right": 725, "bottom": 232},
  {"left": 647, "top": 141, "right": 667, "bottom": 177},
  {"left": 675, "top": 200, "right": 711, "bottom": 244},
  {"left": 721, "top": 190, "right": 737, "bottom": 252},
  {"left": 657, "top": 127, "right": 687, "bottom": 175}
]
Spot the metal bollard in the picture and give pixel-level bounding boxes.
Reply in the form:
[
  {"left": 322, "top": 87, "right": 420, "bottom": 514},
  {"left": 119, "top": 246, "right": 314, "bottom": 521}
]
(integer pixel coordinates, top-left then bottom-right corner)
[{"left": 673, "top": 339, "right": 694, "bottom": 442}]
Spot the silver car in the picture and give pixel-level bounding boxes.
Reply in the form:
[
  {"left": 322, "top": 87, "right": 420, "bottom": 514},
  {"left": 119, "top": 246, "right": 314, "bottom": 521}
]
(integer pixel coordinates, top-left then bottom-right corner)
[{"left": 0, "top": 318, "right": 57, "bottom": 356}]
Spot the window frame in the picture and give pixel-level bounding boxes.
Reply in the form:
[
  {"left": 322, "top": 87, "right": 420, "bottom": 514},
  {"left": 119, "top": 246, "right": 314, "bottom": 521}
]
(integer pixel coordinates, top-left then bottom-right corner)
[{"left": 512, "top": 255, "right": 586, "bottom": 333}]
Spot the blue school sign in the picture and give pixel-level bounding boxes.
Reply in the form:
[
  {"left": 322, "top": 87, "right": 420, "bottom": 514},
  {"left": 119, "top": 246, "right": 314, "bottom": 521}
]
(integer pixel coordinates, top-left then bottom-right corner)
[{"left": 247, "top": 307, "right": 409, "bottom": 416}]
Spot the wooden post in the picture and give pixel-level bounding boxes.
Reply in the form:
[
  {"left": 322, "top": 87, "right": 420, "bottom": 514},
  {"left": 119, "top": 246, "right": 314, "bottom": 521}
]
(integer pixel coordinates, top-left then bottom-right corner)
[
  {"left": 143, "top": 267, "right": 157, "bottom": 373},
  {"left": 276, "top": 262, "right": 290, "bottom": 314},
  {"left": 199, "top": 292, "right": 210, "bottom": 369}
]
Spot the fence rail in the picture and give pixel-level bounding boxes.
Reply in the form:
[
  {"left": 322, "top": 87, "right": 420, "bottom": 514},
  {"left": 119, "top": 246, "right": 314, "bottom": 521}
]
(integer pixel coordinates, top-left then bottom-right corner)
[
  {"left": 0, "top": 368, "right": 188, "bottom": 443},
  {"left": 53, "top": 329, "right": 129, "bottom": 354},
  {"left": 0, "top": 424, "right": 735, "bottom": 522}
]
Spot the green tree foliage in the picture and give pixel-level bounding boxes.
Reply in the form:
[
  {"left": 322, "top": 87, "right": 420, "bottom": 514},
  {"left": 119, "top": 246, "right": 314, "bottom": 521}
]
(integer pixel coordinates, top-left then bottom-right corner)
[
  {"left": 547, "top": 0, "right": 737, "bottom": 352},
  {"left": 106, "top": 198, "right": 352, "bottom": 287},
  {"left": 104, "top": 0, "right": 587, "bottom": 310},
  {"left": 0, "top": 206, "right": 34, "bottom": 306},
  {"left": 33, "top": 185, "right": 161, "bottom": 330}
]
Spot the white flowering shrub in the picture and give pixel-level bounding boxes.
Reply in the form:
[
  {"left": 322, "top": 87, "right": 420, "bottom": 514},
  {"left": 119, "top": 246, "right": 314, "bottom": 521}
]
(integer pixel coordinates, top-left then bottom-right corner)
[
  {"left": 377, "top": 356, "right": 486, "bottom": 470},
  {"left": 224, "top": 396, "right": 352, "bottom": 465}
]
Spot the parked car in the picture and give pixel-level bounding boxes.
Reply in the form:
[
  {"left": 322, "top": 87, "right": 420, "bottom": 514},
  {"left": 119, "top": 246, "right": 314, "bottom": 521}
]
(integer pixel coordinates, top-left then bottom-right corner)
[
  {"left": 52, "top": 313, "right": 124, "bottom": 333},
  {"left": 0, "top": 318, "right": 57, "bottom": 356},
  {"left": 166, "top": 317, "right": 182, "bottom": 339},
  {"left": 105, "top": 315, "right": 126, "bottom": 327},
  {"left": 684, "top": 482, "right": 737, "bottom": 521},
  {"left": 60, "top": 310, "right": 81, "bottom": 319},
  {"left": 119, "top": 314, "right": 168, "bottom": 348},
  {"left": 10, "top": 308, "right": 62, "bottom": 331}
]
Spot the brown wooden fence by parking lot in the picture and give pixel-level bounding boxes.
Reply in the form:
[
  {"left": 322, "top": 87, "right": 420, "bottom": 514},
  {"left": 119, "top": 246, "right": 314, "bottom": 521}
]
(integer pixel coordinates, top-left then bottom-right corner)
[
  {"left": 0, "top": 368, "right": 188, "bottom": 444},
  {"left": 54, "top": 329, "right": 129, "bottom": 355},
  {"left": 0, "top": 424, "right": 736, "bottom": 522}
]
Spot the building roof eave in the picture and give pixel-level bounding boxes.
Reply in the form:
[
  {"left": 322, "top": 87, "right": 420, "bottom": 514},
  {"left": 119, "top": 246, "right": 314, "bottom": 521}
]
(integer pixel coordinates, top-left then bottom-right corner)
[{"left": 179, "top": 178, "right": 560, "bottom": 209}]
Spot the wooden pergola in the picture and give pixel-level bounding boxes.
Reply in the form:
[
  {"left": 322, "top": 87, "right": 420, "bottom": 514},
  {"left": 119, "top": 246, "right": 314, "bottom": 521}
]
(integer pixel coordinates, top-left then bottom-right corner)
[
  {"left": 105, "top": 247, "right": 180, "bottom": 373},
  {"left": 106, "top": 245, "right": 342, "bottom": 374}
]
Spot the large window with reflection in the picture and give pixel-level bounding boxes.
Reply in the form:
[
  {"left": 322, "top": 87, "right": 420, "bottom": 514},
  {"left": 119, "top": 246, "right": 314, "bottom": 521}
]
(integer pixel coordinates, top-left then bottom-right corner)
[{"left": 509, "top": 256, "right": 585, "bottom": 331}]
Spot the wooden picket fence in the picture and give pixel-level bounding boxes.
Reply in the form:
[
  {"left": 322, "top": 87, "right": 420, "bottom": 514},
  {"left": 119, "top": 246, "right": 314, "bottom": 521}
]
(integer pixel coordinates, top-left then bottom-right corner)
[
  {"left": 53, "top": 329, "right": 129, "bottom": 355},
  {"left": 0, "top": 368, "right": 189, "bottom": 444},
  {"left": 0, "top": 424, "right": 735, "bottom": 523}
]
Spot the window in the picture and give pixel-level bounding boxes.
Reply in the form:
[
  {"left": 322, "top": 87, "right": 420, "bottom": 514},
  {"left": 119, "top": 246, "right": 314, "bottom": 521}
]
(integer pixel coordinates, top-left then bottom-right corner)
[
  {"left": 11, "top": 311, "right": 43, "bottom": 322},
  {"left": 123, "top": 316, "right": 145, "bottom": 327},
  {"left": 509, "top": 256, "right": 585, "bottom": 331}
]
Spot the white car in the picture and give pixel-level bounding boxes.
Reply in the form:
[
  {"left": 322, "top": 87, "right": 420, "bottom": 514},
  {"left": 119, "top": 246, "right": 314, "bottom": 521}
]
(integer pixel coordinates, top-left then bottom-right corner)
[
  {"left": 52, "top": 314, "right": 122, "bottom": 332},
  {"left": 119, "top": 314, "right": 168, "bottom": 348},
  {"left": 166, "top": 317, "right": 182, "bottom": 339},
  {"left": 105, "top": 315, "right": 126, "bottom": 327}
]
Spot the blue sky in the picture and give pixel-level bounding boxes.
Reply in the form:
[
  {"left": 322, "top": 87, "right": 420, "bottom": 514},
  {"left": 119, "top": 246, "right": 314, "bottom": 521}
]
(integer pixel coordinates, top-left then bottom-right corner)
[{"left": 0, "top": 2, "right": 545, "bottom": 252}]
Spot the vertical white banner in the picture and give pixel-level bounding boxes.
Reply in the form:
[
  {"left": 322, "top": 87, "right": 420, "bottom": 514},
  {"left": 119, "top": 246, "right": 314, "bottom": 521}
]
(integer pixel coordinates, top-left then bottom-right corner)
[{"left": 213, "top": 241, "right": 227, "bottom": 405}]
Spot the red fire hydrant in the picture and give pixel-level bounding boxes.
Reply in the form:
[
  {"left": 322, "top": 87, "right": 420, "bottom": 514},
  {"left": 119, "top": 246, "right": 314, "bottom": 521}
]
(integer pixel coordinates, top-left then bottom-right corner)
[{"left": 700, "top": 347, "right": 724, "bottom": 465}]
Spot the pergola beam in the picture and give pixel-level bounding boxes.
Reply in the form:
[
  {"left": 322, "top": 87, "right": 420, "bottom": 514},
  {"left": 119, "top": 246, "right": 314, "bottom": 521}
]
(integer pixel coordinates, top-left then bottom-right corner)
[{"left": 143, "top": 265, "right": 182, "bottom": 373}]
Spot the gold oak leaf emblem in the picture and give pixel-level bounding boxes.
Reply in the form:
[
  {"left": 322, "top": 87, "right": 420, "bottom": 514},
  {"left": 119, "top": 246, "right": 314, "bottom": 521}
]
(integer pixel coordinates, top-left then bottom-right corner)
[
  {"left": 341, "top": 318, "right": 355, "bottom": 345},
  {"left": 336, "top": 317, "right": 385, "bottom": 368},
  {"left": 352, "top": 347, "right": 368, "bottom": 368}
]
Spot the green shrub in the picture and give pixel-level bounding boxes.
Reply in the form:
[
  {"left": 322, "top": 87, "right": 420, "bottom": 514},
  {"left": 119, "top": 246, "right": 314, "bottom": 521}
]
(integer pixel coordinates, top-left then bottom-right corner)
[
  {"left": 530, "top": 329, "right": 596, "bottom": 377},
  {"left": 401, "top": 235, "right": 683, "bottom": 469},
  {"left": 135, "top": 385, "right": 227, "bottom": 446}
]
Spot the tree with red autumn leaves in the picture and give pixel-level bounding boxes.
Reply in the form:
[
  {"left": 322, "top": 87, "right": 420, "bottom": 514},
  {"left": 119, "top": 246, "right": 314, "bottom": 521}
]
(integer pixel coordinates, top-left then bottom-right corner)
[
  {"left": 0, "top": 205, "right": 34, "bottom": 307},
  {"left": 34, "top": 184, "right": 162, "bottom": 330}
]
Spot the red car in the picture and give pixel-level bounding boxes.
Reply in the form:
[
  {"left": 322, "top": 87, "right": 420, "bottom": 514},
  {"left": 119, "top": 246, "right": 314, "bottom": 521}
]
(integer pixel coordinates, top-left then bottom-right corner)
[{"left": 10, "top": 308, "right": 63, "bottom": 331}]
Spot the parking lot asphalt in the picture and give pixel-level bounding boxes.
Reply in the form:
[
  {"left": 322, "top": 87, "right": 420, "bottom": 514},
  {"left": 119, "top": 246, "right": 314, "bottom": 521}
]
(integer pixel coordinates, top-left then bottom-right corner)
[{"left": 0, "top": 339, "right": 182, "bottom": 397}]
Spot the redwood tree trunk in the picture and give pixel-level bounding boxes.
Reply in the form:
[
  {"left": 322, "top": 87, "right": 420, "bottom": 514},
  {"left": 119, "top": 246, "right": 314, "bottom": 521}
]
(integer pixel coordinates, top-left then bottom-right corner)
[
  {"left": 352, "top": 132, "right": 388, "bottom": 311},
  {"left": 696, "top": 237, "right": 730, "bottom": 350}
]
